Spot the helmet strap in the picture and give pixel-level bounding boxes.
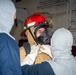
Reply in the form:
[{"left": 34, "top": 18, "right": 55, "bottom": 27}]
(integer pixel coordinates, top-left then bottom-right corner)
[{"left": 28, "top": 28, "right": 38, "bottom": 45}]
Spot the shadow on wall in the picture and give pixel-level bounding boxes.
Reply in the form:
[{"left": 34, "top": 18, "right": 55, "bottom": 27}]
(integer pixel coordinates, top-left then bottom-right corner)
[
  {"left": 72, "top": 46, "right": 76, "bottom": 56},
  {"left": 10, "top": 24, "right": 17, "bottom": 36}
]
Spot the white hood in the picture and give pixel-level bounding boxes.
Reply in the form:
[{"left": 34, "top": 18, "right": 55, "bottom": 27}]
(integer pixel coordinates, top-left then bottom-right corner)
[
  {"left": 0, "top": 0, "right": 16, "bottom": 39},
  {"left": 51, "top": 28, "right": 73, "bottom": 60},
  {"left": 47, "top": 28, "right": 76, "bottom": 75}
]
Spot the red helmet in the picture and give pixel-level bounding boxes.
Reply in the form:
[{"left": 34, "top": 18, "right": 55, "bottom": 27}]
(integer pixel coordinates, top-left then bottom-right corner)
[{"left": 21, "top": 14, "right": 48, "bottom": 36}]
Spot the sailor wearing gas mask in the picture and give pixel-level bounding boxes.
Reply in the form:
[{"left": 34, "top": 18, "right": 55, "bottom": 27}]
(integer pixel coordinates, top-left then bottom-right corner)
[{"left": 20, "top": 14, "right": 52, "bottom": 65}]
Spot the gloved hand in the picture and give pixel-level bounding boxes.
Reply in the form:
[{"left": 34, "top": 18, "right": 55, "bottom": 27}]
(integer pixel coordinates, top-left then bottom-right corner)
[
  {"left": 21, "top": 44, "right": 40, "bottom": 66},
  {"left": 39, "top": 45, "right": 52, "bottom": 58}
]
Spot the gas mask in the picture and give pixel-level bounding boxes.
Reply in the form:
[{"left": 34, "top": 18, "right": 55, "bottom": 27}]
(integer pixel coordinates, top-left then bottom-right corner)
[
  {"left": 35, "top": 30, "right": 50, "bottom": 45},
  {"left": 26, "top": 23, "right": 51, "bottom": 45}
]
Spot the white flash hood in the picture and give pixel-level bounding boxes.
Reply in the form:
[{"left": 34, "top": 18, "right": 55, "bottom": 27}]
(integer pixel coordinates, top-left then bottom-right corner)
[
  {"left": 51, "top": 28, "right": 73, "bottom": 60},
  {"left": 0, "top": 0, "right": 16, "bottom": 39},
  {"left": 47, "top": 28, "right": 76, "bottom": 75}
]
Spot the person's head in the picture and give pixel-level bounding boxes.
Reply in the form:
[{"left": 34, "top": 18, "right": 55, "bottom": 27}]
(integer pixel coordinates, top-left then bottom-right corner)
[
  {"left": 51, "top": 28, "right": 73, "bottom": 59},
  {"left": 0, "top": 0, "right": 16, "bottom": 33},
  {"left": 21, "top": 14, "right": 50, "bottom": 45}
]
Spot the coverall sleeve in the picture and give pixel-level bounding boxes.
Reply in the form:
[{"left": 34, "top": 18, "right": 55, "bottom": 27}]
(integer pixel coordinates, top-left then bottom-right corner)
[
  {"left": 0, "top": 40, "right": 22, "bottom": 75},
  {"left": 21, "top": 62, "right": 55, "bottom": 75}
]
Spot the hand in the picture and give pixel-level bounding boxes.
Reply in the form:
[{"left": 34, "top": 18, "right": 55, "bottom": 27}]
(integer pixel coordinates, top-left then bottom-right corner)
[{"left": 30, "top": 44, "right": 41, "bottom": 54}]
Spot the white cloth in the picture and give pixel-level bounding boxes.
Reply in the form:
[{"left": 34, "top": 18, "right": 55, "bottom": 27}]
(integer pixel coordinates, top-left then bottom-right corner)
[
  {"left": 21, "top": 44, "right": 52, "bottom": 66},
  {"left": 21, "top": 44, "right": 40, "bottom": 66},
  {"left": 39, "top": 45, "right": 52, "bottom": 58},
  {"left": 47, "top": 28, "right": 76, "bottom": 75}
]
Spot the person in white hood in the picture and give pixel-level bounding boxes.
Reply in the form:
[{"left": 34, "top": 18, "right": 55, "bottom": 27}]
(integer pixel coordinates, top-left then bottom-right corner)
[
  {"left": 0, "top": 0, "right": 22, "bottom": 75},
  {"left": 47, "top": 28, "right": 76, "bottom": 75},
  {"left": 21, "top": 28, "right": 76, "bottom": 75}
]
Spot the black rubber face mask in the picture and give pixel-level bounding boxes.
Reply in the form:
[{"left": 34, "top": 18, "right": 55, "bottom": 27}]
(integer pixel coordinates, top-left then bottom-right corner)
[{"left": 36, "top": 30, "right": 50, "bottom": 45}]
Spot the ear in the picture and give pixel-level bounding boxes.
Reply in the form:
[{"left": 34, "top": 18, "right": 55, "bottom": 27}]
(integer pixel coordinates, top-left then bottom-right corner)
[{"left": 14, "top": 13, "right": 16, "bottom": 19}]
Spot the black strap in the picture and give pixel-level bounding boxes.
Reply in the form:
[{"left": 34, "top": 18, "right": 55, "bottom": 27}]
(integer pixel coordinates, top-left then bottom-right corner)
[
  {"left": 22, "top": 42, "right": 31, "bottom": 56},
  {"left": 28, "top": 28, "right": 38, "bottom": 45}
]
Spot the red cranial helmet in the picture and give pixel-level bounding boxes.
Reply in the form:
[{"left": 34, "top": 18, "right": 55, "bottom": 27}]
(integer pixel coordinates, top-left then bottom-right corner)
[{"left": 21, "top": 14, "right": 48, "bottom": 36}]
